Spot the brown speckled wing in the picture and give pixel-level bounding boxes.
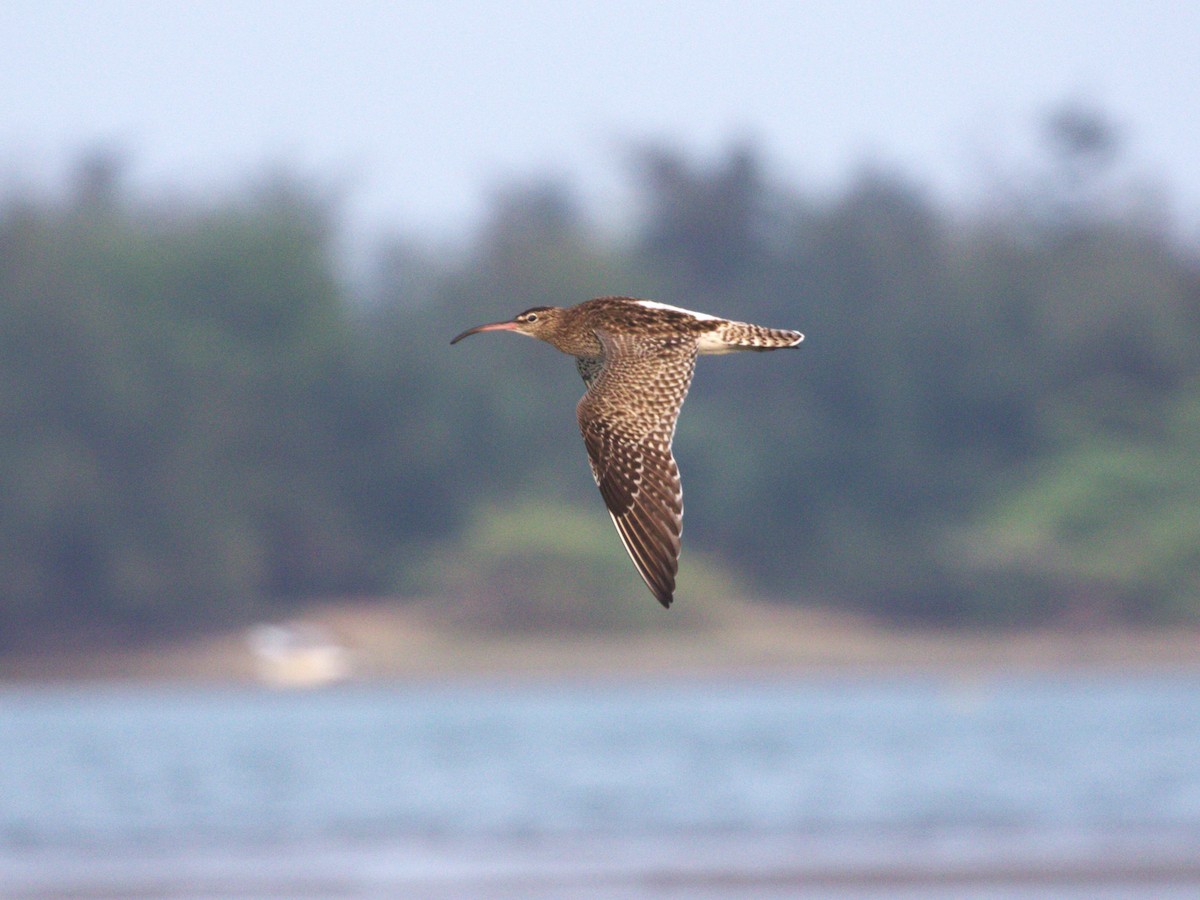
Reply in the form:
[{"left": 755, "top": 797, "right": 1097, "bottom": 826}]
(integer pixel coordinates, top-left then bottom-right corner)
[{"left": 576, "top": 330, "right": 697, "bottom": 608}]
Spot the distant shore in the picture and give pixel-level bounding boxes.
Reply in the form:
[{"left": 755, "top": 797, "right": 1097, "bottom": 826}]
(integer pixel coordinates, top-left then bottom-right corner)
[
  {"left": 3, "top": 597, "right": 1199, "bottom": 684},
  {"left": 7, "top": 835, "right": 1200, "bottom": 898}
]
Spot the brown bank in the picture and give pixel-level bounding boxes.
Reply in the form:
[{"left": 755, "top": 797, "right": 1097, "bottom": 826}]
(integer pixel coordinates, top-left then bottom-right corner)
[{"left": 3, "top": 597, "right": 1199, "bottom": 684}]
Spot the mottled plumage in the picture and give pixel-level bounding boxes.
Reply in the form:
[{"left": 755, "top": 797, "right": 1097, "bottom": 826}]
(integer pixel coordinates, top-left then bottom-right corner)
[{"left": 451, "top": 296, "right": 804, "bottom": 608}]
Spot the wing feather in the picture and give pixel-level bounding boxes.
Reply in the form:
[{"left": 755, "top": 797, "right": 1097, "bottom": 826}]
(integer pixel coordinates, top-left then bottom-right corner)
[{"left": 577, "top": 330, "right": 697, "bottom": 608}]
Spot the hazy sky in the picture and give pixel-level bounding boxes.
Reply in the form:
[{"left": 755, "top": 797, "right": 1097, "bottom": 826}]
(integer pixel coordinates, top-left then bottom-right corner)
[{"left": 4, "top": 1, "right": 1199, "bottom": 241}]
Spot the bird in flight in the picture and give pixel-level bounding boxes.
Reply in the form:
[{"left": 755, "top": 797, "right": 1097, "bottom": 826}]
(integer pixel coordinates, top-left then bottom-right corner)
[{"left": 451, "top": 296, "right": 804, "bottom": 608}]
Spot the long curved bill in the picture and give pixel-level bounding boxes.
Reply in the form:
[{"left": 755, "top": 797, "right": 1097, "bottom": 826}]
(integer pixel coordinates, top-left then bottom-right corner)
[{"left": 450, "top": 320, "right": 520, "bottom": 344}]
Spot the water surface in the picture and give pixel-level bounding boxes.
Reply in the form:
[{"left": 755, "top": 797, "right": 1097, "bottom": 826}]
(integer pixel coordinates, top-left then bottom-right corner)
[{"left": 2, "top": 674, "right": 1198, "bottom": 897}]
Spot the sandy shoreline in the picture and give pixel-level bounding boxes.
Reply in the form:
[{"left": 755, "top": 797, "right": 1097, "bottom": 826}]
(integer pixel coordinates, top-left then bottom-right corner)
[
  {"left": 6, "top": 829, "right": 1200, "bottom": 898},
  {"left": 4, "top": 598, "right": 1199, "bottom": 684}
]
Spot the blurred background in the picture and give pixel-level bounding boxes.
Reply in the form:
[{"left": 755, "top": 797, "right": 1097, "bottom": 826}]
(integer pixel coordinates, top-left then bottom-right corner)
[{"left": 2, "top": 1, "right": 1199, "bottom": 896}]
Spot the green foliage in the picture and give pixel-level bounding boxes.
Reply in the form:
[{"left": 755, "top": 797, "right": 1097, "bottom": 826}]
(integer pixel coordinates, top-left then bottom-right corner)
[
  {"left": 956, "top": 384, "right": 1200, "bottom": 622},
  {"left": 0, "top": 176, "right": 369, "bottom": 643},
  {"left": 409, "top": 501, "right": 733, "bottom": 632},
  {"left": 3, "top": 127, "right": 1200, "bottom": 642}
]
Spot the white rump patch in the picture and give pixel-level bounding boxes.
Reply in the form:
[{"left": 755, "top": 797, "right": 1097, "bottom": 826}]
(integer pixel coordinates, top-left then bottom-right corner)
[{"left": 633, "top": 299, "right": 719, "bottom": 321}]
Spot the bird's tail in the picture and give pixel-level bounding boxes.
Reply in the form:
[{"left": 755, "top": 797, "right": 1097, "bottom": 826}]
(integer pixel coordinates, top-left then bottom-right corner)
[{"left": 702, "top": 320, "right": 804, "bottom": 352}]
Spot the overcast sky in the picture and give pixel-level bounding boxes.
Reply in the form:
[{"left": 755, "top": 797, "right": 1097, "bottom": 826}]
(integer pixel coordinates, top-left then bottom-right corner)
[{"left": 3, "top": 1, "right": 1199, "bottom": 242}]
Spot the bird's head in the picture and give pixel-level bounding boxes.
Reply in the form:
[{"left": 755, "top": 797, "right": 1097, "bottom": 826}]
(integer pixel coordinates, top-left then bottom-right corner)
[{"left": 450, "top": 306, "right": 563, "bottom": 345}]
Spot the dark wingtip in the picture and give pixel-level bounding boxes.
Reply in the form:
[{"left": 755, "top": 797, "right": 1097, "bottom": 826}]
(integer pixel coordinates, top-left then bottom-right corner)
[{"left": 657, "top": 591, "right": 673, "bottom": 609}]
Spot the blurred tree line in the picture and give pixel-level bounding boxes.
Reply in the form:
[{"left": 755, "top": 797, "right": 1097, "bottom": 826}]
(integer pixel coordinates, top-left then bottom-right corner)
[{"left": 2, "top": 107, "right": 1199, "bottom": 644}]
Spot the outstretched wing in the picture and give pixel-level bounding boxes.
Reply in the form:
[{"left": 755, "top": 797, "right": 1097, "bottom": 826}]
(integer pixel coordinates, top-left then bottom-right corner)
[{"left": 576, "top": 331, "right": 697, "bottom": 607}]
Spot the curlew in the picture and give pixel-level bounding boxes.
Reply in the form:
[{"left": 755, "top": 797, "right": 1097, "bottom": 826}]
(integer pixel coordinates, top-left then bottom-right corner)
[{"left": 451, "top": 296, "right": 804, "bottom": 608}]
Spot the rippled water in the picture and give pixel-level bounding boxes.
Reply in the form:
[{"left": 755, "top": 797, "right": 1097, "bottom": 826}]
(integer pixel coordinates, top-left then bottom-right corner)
[{"left": 2, "top": 674, "right": 1199, "bottom": 897}]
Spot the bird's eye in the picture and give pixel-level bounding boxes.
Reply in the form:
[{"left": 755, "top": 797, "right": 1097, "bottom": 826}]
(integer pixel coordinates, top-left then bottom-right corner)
[{"left": 525, "top": 313, "right": 538, "bottom": 322}]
